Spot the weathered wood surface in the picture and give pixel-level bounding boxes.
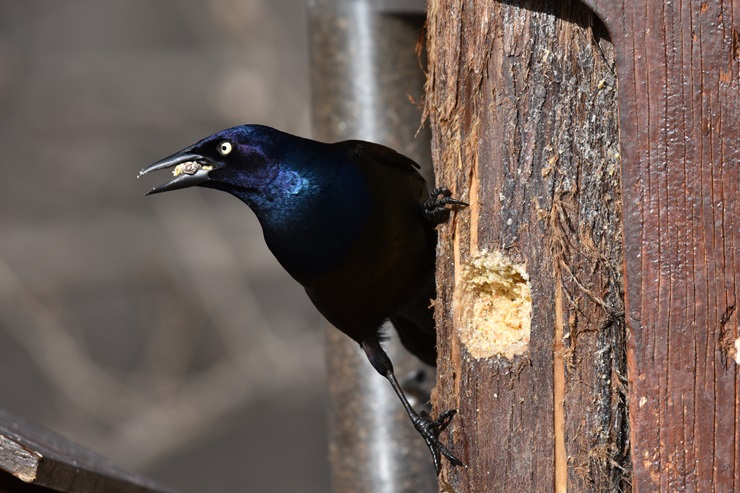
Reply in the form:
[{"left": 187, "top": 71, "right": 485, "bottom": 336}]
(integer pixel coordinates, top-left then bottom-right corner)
[
  {"left": 0, "top": 410, "right": 174, "bottom": 493},
  {"left": 426, "top": 0, "right": 739, "bottom": 491},
  {"left": 578, "top": 1, "right": 740, "bottom": 491},
  {"left": 426, "top": 1, "right": 626, "bottom": 490}
]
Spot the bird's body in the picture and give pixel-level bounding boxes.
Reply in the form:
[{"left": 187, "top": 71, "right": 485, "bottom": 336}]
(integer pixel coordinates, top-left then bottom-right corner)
[{"left": 140, "top": 124, "right": 464, "bottom": 471}]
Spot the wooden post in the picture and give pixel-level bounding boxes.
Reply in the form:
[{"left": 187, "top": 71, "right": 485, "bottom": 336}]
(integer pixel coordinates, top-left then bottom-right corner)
[{"left": 425, "top": 0, "right": 738, "bottom": 491}]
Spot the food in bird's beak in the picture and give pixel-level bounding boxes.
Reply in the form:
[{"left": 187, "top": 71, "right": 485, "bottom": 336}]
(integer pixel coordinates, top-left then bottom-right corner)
[{"left": 173, "top": 162, "right": 214, "bottom": 176}]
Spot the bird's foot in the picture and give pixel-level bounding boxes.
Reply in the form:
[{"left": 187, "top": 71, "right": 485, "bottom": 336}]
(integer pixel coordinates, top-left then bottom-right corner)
[
  {"left": 423, "top": 187, "right": 468, "bottom": 225},
  {"left": 411, "top": 408, "right": 464, "bottom": 474}
]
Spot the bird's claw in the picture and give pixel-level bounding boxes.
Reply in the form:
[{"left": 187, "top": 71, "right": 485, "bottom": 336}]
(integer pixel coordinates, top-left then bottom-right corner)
[
  {"left": 411, "top": 409, "right": 464, "bottom": 474},
  {"left": 423, "top": 187, "right": 468, "bottom": 226}
]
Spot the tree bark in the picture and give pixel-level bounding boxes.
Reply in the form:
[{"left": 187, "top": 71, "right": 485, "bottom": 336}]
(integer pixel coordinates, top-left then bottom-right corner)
[
  {"left": 426, "top": 0, "right": 740, "bottom": 491},
  {"left": 426, "top": 1, "right": 627, "bottom": 491}
]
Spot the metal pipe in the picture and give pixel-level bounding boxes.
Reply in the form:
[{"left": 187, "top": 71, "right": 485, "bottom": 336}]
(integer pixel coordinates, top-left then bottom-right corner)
[{"left": 307, "top": 1, "right": 437, "bottom": 491}]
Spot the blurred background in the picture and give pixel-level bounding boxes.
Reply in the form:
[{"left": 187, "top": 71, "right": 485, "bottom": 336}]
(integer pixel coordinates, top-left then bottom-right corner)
[{"left": 0, "top": 1, "right": 330, "bottom": 491}]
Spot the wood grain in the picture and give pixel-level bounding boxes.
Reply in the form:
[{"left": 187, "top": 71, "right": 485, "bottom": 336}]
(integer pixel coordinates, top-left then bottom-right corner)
[
  {"left": 426, "top": 0, "right": 739, "bottom": 491},
  {"left": 577, "top": 0, "right": 740, "bottom": 491},
  {"left": 0, "top": 410, "right": 174, "bottom": 493},
  {"left": 426, "top": 1, "right": 627, "bottom": 490}
]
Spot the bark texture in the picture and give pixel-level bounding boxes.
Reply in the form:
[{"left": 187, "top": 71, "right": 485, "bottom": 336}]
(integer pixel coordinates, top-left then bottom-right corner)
[
  {"left": 426, "top": 1, "right": 626, "bottom": 491},
  {"left": 426, "top": 0, "right": 739, "bottom": 491}
]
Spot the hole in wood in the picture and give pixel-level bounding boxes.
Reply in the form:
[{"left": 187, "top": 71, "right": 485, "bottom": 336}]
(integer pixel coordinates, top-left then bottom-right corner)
[{"left": 455, "top": 250, "right": 531, "bottom": 359}]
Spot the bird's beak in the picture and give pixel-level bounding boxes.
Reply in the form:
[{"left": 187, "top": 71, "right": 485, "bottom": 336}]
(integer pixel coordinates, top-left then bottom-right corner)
[{"left": 138, "top": 152, "right": 217, "bottom": 196}]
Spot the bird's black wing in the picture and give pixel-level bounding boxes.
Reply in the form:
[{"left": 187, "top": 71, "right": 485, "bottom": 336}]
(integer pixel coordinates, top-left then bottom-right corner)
[
  {"left": 340, "top": 140, "right": 429, "bottom": 204},
  {"left": 343, "top": 140, "right": 421, "bottom": 170}
]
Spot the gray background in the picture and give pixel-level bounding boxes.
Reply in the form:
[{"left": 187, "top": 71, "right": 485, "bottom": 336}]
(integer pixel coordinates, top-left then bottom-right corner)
[{"left": 0, "top": 1, "right": 331, "bottom": 491}]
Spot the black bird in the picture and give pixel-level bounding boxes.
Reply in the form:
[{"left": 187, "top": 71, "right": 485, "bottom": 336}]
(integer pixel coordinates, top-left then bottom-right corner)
[{"left": 139, "top": 125, "right": 466, "bottom": 472}]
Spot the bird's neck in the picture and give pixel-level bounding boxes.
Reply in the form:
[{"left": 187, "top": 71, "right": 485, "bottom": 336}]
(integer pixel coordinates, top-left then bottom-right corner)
[{"left": 232, "top": 162, "right": 374, "bottom": 280}]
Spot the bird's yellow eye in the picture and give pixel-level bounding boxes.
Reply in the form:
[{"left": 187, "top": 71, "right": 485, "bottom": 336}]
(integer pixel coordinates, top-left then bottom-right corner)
[{"left": 218, "top": 141, "right": 233, "bottom": 156}]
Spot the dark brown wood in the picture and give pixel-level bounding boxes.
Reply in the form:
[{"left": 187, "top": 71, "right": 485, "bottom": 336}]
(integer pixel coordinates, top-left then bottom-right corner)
[
  {"left": 426, "top": 0, "right": 739, "bottom": 491},
  {"left": 0, "top": 471, "right": 57, "bottom": 493},
  {"left": 426, "top": 1, "right": 626, "bottom": 490},
  {"left": 0, "top": 410, "right": 175, "bottom": 493},
  {"left": 575, "top": 1, "right": 740, "bottom": 491}
]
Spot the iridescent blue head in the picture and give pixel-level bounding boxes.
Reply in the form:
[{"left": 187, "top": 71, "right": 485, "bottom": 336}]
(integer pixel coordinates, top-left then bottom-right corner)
[
  {"left": 139, "top": 125, "right": 326, "bottom": 207},
  {"left": 139, "top": 124, "right": 372, "bottom": 278}
]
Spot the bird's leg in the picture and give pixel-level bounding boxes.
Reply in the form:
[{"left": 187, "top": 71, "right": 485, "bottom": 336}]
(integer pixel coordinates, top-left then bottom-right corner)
[
  {"left": 386, "top": 368, "right": 464, "bottom": 473},
  {"left": 423, "top": 187, "right": 468, "bottom": 226},
  {"left": 361, "top": 338, "right": 464, "bottom": 473}
]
